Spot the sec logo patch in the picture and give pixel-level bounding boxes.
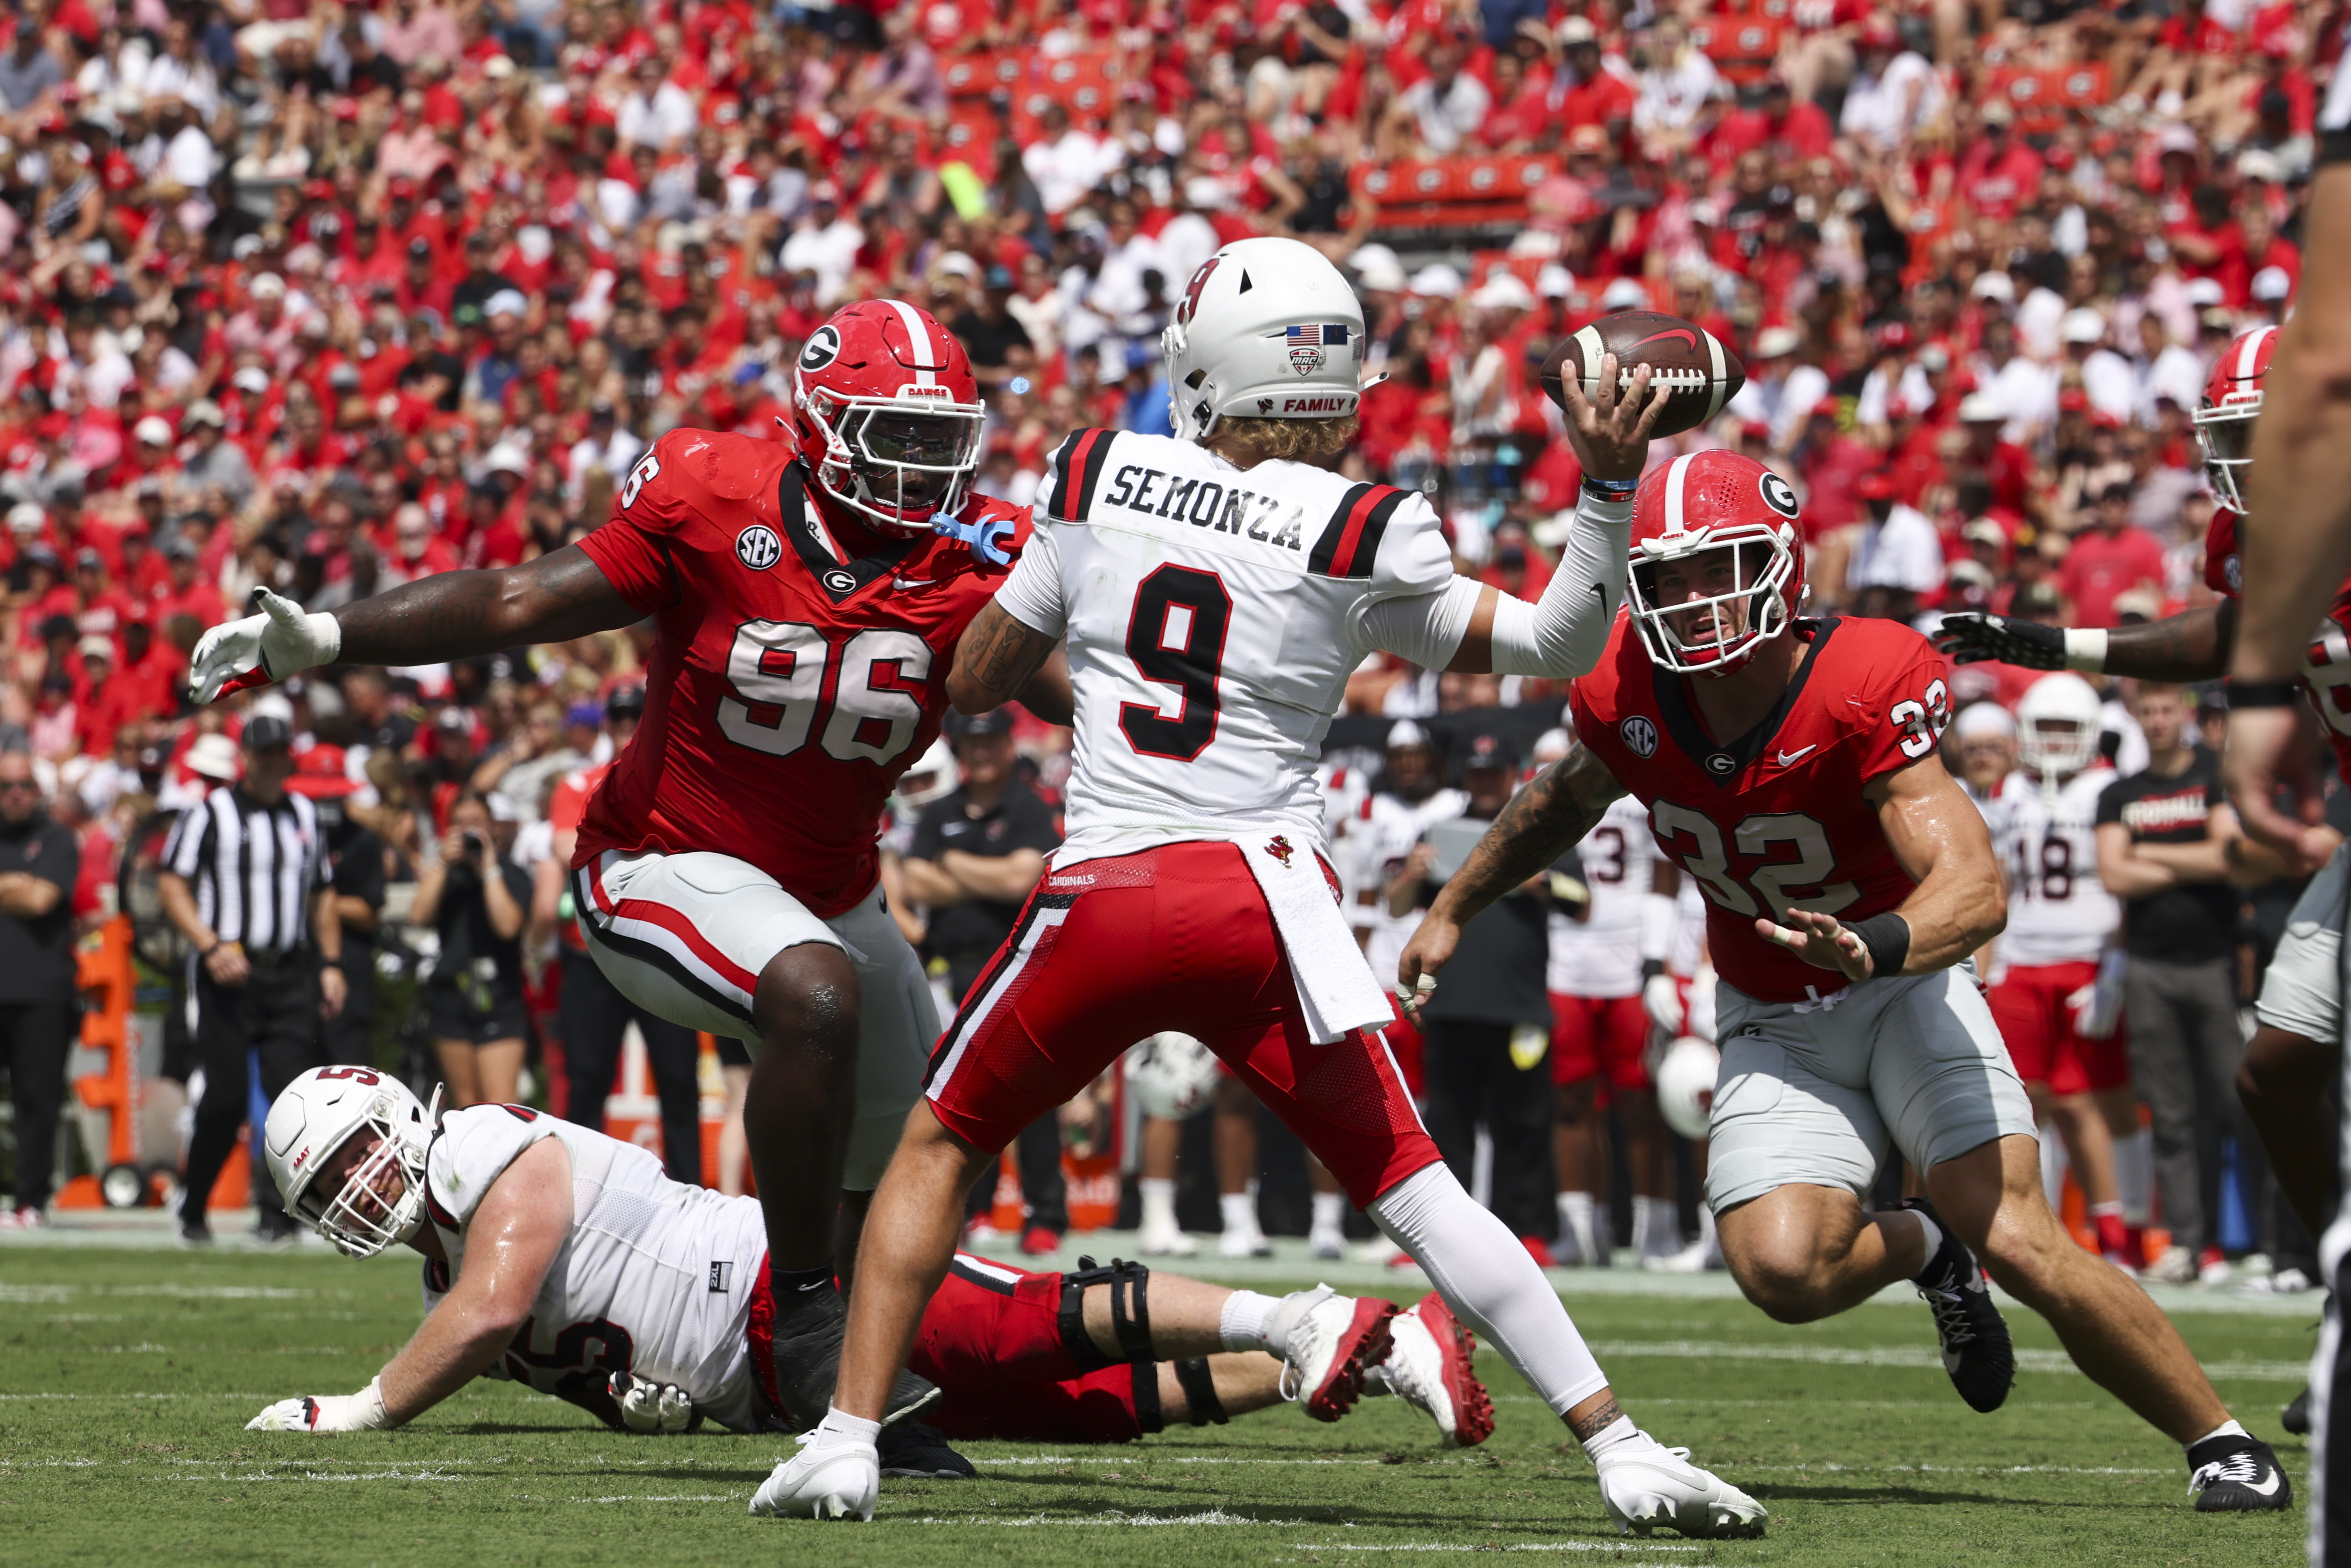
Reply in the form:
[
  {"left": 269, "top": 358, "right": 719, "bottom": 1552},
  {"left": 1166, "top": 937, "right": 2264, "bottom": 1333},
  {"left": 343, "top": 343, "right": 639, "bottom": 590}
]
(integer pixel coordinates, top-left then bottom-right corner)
[
  {"left": 1620, "top": 716, "right": 1658, "bottom": 758},
  {"left": 736, "top": 525, "right": 782, "bottom": 570}
]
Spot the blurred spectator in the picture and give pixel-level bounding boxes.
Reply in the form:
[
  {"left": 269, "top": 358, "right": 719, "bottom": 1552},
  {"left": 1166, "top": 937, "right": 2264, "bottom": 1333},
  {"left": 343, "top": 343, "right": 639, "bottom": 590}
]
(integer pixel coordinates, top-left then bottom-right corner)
[
  {"left": 408, "top": 792, "right": 530, "bottom": 1109},
  {"left": 0, "top": 749, "right": 77, "bottom": 1228}
]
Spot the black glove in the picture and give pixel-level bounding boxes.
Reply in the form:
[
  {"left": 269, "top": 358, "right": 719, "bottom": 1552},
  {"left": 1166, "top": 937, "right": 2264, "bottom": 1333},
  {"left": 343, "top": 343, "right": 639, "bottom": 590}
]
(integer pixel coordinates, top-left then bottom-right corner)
[{"left": 1931, "top": 611, "right": 2069, "bottom": 671}]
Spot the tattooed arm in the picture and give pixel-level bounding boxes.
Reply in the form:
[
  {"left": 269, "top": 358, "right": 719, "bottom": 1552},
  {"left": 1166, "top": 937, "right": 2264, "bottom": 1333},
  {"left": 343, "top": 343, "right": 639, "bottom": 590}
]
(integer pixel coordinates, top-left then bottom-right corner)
[
  {"left": 947, "top": 600, "right": 1067, "bottom": 719},
  {"left": 1396, "top": 743, "right": 1628, "bottom": 1003},
  {"left": 335, "top": 546, "right": 638, "bottom": 665}
]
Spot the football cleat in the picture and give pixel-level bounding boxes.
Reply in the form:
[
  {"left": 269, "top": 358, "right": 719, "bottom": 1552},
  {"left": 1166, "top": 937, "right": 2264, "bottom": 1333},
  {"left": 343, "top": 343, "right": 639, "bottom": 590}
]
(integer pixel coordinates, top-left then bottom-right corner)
[
  {"left": 1136, "top": 1218, "right": 1198, "bottom": 1256},
  {"left": 1595, "top": 1438, "right": 1768, "bottom": 1538},
  {"left": 2188, "top": 1433, "right": 2292, "bottom": 1511},
  {"left": 1277, "top": 1287, "right": 1398, "bottom": 1422},
  {"left": 765, "top": 1283, "right": 941, "bottom": 1430},
  {"left": 749, "top": 1432, "right": 879, "bottom": 1521},
  {"left": 2283, "top": 1387, "right": 2312, "bottom": 1436},
  {"left": 1904, "top": 1197, "right": 2013, "bottom": 1413},
  {"left": 1219, "top": 1224, "right": 1274, "bottom": 1259},
  {"left": 876, "top": 1419, "right": 975, "bottom": 1480},
  {"left": 1308, "top": 1228, "right": 1347, "bottom": 1261},
  {"left": 1368, "top": 1291, "right": 1495, "bottom": 1448}
]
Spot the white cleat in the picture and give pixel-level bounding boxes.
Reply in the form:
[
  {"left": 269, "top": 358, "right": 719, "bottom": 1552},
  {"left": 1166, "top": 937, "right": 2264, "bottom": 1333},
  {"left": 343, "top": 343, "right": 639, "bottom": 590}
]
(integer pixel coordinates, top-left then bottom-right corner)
[
  {"left": 749, "top": 1434, "right": 879, "bottom": 1521},
  {"left": 1595, "top": 1438, "right": 1767, "bottom": 1539},
  {"left": 1644, "top": 1236, "right": 1723, "bottom": 1274},
  {"left": 1219, "top": 1225, "right": 1274, "bottom": 1259},
  {"left": 1308, "top": 1228, "right": 1347, "bottom": 1261},
  {"left": 1365, "top": 1292, "right": 1495, "bottom": 1447},
  {"left": 1274, "top": 1285, "right": 1396, "bottom": 1421},
  {"left": 1136, "top": 1221, "right": 1198, "bottom": 1257}
]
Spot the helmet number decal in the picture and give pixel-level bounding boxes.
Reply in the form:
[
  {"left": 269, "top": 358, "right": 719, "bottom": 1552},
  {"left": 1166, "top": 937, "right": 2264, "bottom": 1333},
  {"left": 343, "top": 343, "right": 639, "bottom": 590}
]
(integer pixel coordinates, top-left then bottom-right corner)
[
  {"left": 1176, "top": 258, "right": 1220, "bottom": 327},
  {"left": 799, "top": 325, "right": 842, "bottom": 372},
  {"left": 619, "top": 451, "right": 661, "bottom": 510},
  {"left": 1758, "top": 472, "right": 1799, "bottom": 519}
]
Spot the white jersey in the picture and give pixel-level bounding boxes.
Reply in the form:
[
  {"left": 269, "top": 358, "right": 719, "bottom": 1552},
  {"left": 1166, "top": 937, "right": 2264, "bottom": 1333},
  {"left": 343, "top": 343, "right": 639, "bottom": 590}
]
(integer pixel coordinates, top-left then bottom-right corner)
[
  {"left": 1669, "top": 876, "right": 1708, "bottom": 979},
  {"left": 1548, "top": 795, "right": 1658, "bottom": 998},
  {"left": 1357, "top": 787, "right": 1469, "bottom": 994},
  {"left": 420, "top": 1105, "right": 773, "bottom": 1433},
  {"left": 1985, "top": 767, "right": 2119, "bottom": 968},
  {"left": 997, "top": 428, "right": 1454, "bottom": 868}
]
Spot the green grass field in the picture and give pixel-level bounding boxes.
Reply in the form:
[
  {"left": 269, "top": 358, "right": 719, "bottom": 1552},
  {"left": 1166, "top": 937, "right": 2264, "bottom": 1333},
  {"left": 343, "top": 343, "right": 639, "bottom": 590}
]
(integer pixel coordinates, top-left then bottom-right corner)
[{"left": 0, "top": 1242, "right": 2318, "bottom": 1567}]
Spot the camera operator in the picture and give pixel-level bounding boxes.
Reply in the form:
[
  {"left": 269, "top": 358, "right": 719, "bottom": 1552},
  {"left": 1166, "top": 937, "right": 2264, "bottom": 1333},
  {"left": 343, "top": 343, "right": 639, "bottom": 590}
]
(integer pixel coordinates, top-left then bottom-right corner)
[{"left": 410, "top": 792, "right": 531, "bottom": 1107}]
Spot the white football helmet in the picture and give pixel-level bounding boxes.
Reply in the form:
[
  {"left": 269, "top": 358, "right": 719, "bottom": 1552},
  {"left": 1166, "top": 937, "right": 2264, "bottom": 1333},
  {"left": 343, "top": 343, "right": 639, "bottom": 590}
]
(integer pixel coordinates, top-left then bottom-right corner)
[
  {"left": 1124, "top": 1032, "right": 1220, "bottom": 1121},
  {"left": 890, "top": 737, "right": 956, "bottom": 818},
  {"left": 1652, "top": 1036, "right": 1720, "bottom": 1141},
  {"left": 1162, "top": 237, "right": 1367, "bottom": 442},
  {"left": 2015, "top": 674, "right": 2104, "bottom": 780},
  {"left": 264, "top": 1066, "right": 441, "bottom": 1258}
]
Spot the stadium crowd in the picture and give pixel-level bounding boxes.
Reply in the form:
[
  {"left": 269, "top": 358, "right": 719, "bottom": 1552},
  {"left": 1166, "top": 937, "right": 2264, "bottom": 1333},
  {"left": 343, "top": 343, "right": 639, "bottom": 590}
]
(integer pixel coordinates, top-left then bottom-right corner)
[{"left": 0, "top": 0, "right": 2330, "bottom": 1290}]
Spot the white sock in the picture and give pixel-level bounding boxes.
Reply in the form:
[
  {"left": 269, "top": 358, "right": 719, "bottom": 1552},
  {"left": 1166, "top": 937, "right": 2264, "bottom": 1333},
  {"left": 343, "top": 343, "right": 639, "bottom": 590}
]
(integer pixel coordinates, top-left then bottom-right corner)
[
  {"left": 1908, "top": 1210, "right": 1945, "bottom": 1281},
  {"left": 2113, "top": 1130, "right": 2153, "bottom": 1227},
  {"left": 1580, "top": 1412, "right": 1646, "bottom": 1463},
  {"left": 1695, "top": 1206, "right": 1718, "bottom": 1251},
  {"left": 1557, "top": 1191, "right": 1596, "bottom": 1258},
  {"left": 1140, "top": 1177, "right": 1178, "bottom": 1232},
  {"left": 2189, "top": 1418, "right": 2250, "bottom": 1453},
  {"left": 1310, "top": 1190, "right": 1345, "bottom": 1235},
  {"left": 1633, "top": 1195, "right": 1678, "bottom": 1255},
  {"left": 2038, "top": 1125, "right": 2069, "bottom": 1212},
  {"left": 1259, "top": 1285, "right": 1337, "bottom": 1360},
  {"left": 1372, "top": 1163, "right": 1609, "bottom": 1417},
  {"left": 1217, "top": 1288, "right": 1283, "bottom": 1353},
  {"left": 1220, "top": 1189, "right": 1259, "bottom": 1236},
  {"left": 812, "top": 1404, "right": 880, "bottom": 1449}
]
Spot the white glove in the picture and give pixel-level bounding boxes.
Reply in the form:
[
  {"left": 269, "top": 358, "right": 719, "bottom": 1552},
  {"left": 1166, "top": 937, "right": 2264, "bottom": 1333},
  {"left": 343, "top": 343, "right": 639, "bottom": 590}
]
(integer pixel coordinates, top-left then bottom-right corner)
[
  {"left": 1642, "top": 972, "right": 1685, "bottom": 1035},
  {"left": 2071, "top": 951, "right": 2128, "bottom": 1040},
  {"left": 189, "top": 587, "right": 343, "bottom": 704},
  {"left": 246, "top": 1376, "right": 392, "bottom": 1433},
  {"left": 610, "top": 1370, "right": 696, "bottom": 1434}
]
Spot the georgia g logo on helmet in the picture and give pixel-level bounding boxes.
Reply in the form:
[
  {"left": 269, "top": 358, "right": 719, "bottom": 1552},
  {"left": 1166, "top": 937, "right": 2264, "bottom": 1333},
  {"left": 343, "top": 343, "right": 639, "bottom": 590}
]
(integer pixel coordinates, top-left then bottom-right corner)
[{"left": 798, "top": 326, "right": 842, "bottom": 373}]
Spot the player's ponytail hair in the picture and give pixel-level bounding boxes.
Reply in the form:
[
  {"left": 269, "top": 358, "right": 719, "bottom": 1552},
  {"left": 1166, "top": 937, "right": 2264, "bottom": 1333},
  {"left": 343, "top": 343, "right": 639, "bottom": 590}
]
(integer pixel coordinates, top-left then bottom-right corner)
[{"left": 1213, "top": 413, "right": 1361, "bottom": 466}]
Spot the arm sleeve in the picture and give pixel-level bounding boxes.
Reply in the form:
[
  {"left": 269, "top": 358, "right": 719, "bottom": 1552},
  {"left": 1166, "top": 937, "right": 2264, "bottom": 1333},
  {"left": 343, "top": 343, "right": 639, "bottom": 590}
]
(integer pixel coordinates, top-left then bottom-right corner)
[
  {"left": 1358, "top": 576, "right": 1484, "bottom": 671},
  {"left": 1479, "top": 490, "right": 1634, "bottom": 677},
  {"left": 991, "top": 520, "right": 1069, "bottom": 638}
]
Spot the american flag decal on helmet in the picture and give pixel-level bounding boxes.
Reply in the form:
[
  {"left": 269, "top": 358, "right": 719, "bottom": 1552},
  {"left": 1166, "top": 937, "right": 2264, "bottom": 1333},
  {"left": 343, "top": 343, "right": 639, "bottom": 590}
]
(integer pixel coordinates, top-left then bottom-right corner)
[{"left": 1287, "top": 324, "right": 1349, "bottom": 346}]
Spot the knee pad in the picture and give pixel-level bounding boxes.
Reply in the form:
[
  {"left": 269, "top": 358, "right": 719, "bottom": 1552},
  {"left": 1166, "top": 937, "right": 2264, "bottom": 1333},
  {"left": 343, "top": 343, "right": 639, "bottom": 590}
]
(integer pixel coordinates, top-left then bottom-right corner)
[
  {"left": 1173, "top": 1357, "right": 1228, "bottom": 1426},
  {"left": 1059, "top": 1255, "right": 1152, "bottom": 1373}
]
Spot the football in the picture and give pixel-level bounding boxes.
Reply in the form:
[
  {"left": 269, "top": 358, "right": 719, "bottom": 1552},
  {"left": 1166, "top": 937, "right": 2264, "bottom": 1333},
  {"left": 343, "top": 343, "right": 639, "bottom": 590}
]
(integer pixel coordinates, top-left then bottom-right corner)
[
  {"left": 1653, "top": 1035, "right": 1723, "bottom": 1141},
  {"left": 1540, "top": 311, "right": 1746, "bottom": 438}
]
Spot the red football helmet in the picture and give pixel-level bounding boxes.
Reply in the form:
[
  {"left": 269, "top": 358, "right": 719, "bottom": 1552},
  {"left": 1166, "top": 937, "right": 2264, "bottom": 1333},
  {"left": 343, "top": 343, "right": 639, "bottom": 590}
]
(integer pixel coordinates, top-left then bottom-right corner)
[
  {"left": 1626, "top": 450, "right": 1807, "bottom": 676},
  {"left": 790, "top": 299, "right": 985, "bottom": 533},
  {"left": 2192, "top": 324, "right": 2275, "bottom": 514}
]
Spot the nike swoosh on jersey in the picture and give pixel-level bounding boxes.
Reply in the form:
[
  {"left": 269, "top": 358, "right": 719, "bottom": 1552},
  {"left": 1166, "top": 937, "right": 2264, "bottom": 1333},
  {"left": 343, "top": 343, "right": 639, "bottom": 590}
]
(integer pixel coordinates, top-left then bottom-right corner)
[
  {"left": 1775, "top": 745, "right": 1818, "bottom": 765},
  {"left": 893, "top": 578, "right": 935, "bottom": 590}
]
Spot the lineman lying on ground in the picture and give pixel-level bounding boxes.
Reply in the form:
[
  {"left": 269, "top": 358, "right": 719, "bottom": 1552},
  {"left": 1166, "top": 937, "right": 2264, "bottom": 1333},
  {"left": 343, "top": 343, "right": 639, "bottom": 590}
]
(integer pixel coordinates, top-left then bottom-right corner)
[{"left": 241, "top": 1066, "right": 1491, "bottom": 1461}]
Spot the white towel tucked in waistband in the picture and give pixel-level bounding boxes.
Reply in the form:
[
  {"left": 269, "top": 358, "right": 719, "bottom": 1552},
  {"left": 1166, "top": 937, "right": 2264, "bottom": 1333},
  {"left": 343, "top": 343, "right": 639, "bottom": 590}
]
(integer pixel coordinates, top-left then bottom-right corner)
[{"left": 1236, "top": 831, "right": 1395, "bottom": 1045}]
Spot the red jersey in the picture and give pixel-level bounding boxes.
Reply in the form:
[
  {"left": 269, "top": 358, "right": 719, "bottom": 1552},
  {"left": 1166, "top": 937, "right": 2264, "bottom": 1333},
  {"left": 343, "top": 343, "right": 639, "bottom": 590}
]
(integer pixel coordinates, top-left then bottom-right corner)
[
  {"left": 1567, "top": 615, "right": 1951, "bottom": 1004},
  {"left": 570, "top": 428, "right": 1028, "bottom": 918},
  {"left": 2203, "top": 506, "right": 2351, "bottom": 773}
]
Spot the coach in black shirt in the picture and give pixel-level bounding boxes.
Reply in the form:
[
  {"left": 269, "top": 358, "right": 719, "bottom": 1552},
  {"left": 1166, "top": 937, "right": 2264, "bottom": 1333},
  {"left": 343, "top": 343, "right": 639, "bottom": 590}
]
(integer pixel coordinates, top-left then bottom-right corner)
[
  {"left": 0, "top": 749, "right": 77, "bottom": 1227},
  {"left": 2095, "top": 682, "right": 2266, "bottom": 1282},
  {"left": 904, "top": 707, "right": 1062, "bottom": 1245},
  {"left": 159, "top": 717, "right": 346, "bottom": 1245}
]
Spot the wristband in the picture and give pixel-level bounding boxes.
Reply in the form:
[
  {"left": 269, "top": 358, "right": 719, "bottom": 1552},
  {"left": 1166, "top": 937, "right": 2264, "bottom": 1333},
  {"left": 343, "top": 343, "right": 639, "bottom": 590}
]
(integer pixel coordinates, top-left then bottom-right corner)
[
  {"left": 1848, "top": 912, "right": 1911, "bottom": 979},
  {"left": 1640, "top": 957, "right": 1667, "bottom": 982},
  {"left": 2227, "top": 678, "right": 2304, "bottom": 709},
  {"left": 1581, "top": 475, "right": 1640, "bottom": 501},
  {"left": 2061, "top": 627, "right": 2108, "bottom": 673},
  {"left": 200, "top": 941, "right": 219, "bottom": 958},
  {"left": 319, "top": 957, "right": 343, "bottom": 971}
]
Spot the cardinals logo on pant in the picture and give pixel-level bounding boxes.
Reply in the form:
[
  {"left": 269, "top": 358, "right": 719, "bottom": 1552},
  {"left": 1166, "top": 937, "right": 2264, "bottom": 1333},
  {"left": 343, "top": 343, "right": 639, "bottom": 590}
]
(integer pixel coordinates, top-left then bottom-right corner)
[{"left": 1264, "top": 835, "right": 1296, "bottom": 868}]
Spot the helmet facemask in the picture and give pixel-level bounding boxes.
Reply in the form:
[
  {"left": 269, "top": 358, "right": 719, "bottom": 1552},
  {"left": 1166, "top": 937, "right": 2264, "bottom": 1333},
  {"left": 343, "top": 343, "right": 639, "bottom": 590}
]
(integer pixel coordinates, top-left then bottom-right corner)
[
  {"left": 2191, "top": 398, "right": 2256, "bottom": 513},
  {"left": 800, "top": 388, "right": 983, "bottom": 535},
  {"left": 1629, "top": 530, "right": 1800, "bottom": 676},
  {"left": 293, "top": 1084, "right": 440, "bottom": 1259}
]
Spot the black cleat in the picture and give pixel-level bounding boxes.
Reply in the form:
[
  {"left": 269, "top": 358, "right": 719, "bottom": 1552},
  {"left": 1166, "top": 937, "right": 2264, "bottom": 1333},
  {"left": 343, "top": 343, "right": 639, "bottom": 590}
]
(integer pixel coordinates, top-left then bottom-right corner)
[
  {"left": 2283, "top": 1387, "right": 2312, "bottom": 1436},
  {"left": 1904, "top": 1198, "right": 2013, "bottom": 1413},
  {"left": 767, "top": 1281, "right": 941, "bottom": 1430},
  {"left": 2189, "top": 1434, "right": 2293, "bottom": 1511},
  {"left": 878, "top": 1419, "right": 976, "bottom": 1479}
]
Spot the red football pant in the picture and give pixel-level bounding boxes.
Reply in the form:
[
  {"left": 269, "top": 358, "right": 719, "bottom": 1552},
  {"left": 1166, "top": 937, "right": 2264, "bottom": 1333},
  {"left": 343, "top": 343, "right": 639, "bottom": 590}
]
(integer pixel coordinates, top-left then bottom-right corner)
[
  {"left": 926, "top": 841, "right": 1441, "bottom": 1209},
  {"left": 1989, "top": 961, "right": 2130, "bottom": 1096},
  {"left": 1549, "top": 991, "right": 1651, "bottom": 1093},
  {"left": 915, "top": 1253, "right": 1159, "bottom": 1443}
]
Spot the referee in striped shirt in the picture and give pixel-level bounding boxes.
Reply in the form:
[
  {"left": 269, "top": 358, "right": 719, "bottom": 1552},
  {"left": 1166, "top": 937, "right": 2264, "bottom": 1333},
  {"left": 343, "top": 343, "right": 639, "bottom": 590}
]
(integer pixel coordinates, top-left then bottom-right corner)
[{"left": 158, "top": 715, "right": 348, "bottom": 1244}]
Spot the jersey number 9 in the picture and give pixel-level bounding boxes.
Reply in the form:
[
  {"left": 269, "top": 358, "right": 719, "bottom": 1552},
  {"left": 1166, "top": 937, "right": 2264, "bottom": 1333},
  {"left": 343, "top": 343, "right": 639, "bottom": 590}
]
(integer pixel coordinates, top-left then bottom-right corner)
[{"left": 1120, "top": 565, "right": 1232, "bottom": 762}]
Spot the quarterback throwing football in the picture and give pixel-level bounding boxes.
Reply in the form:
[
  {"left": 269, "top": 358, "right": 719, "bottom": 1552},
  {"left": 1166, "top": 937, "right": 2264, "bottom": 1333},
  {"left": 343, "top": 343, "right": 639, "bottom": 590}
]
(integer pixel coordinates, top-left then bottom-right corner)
[
  {"left": 1402, "top": 450, "right": 2288, "bottom": 1511},
  {"left": 185, "top": 300, "right": 1060, "bottom": 1431}
]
